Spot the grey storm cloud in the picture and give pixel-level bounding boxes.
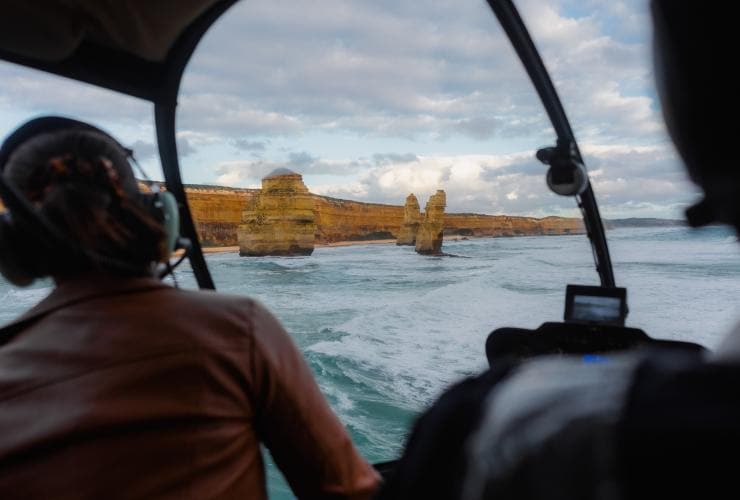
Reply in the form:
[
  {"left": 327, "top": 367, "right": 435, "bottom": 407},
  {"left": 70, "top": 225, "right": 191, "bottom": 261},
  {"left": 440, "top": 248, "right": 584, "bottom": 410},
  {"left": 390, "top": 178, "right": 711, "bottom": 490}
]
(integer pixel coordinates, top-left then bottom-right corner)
[
  {"left": 129, "top": 138, "right": 196, "bottom": 161},
  {"left": 455, "top": 116, "right": 498, "bottom": 140},
  {"left": 287, "top": 151, "right": 318, "bottom": 167},
  {"left": 372, "top": 153, "right": 419, "bottom": 165},
  {"left": 177, "top": 137, "right": 197, "bottom": 157},
  {"left": 130, "top": 140, "right": 158, "bottom": 161},
  {"left": 485, "top": 157, "right": 544, "bottom": 178},
  {"left": 232, "top": 138, "right": 267, "bottom": 152},
  {"left": 214, "top": 149, "right": 374, "bottom": 185}
]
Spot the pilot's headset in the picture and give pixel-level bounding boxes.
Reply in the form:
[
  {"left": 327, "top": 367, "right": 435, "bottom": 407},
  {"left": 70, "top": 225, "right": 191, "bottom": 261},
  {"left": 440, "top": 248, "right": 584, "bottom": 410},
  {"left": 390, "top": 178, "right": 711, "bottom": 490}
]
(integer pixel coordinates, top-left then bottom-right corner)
[{"left": 0, "top": 116, "right": 180, "bottom": 286}]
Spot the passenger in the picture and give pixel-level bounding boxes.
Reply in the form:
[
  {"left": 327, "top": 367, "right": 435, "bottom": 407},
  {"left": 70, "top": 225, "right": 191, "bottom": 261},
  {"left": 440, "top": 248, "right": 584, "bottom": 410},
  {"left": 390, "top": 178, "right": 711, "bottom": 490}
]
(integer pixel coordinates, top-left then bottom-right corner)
[
  {"left": 0, "top": 118, "right": 380, "bottom": 499},
  {"left": 378, "top": 1, "right": 737, "bottom": 499}
]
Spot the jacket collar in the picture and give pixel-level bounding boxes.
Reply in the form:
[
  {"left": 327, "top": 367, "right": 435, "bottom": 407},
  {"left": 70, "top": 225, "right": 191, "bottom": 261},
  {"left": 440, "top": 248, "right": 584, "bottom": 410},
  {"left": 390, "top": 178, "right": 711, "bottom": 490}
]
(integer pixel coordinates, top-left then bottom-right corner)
[{"left": 1, "top": 276, "right": 171, "bottom": 332}]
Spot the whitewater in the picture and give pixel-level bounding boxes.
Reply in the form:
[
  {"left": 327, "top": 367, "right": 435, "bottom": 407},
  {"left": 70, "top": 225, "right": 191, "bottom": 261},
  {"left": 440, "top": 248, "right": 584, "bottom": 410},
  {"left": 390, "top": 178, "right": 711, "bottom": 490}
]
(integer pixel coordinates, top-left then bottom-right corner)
[{"left": 1, "top": 226, "right": 739, "bottom": 498}]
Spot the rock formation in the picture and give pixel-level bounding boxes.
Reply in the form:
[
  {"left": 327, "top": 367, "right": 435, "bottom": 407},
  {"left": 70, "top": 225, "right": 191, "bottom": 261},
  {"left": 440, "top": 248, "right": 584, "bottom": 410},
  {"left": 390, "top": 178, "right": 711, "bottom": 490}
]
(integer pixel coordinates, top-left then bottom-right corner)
[
  {"left": 396, "top": 193, "right": 422, "bottom": 245},
  {"left": 415, "top": 190, "right": 446, "bottom": 255},
  {"left": 313, "top": 196, "right": 402, "bottom": 243},
  {"left": 444, "top": 214, "right": 583, "bottom": 237},
  {"left": 238, "top": 168, "right": 316, "bottom": 256},
  {"left": 186, "top": 185, "right": 258, "bottom": 246},
  {"left": 137, "top": 179, "right": 584, "bottom": 248}
]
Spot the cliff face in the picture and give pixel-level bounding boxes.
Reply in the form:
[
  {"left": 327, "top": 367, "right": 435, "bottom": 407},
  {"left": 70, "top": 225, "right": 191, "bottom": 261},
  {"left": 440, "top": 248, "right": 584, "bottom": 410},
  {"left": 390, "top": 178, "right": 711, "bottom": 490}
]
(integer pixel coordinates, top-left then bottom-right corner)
[
  {"left": 313, "top": 196, "right": 404, "bottom": 243},
  {"left": 185, "top": 186, "right": 257, "bottom": 246},
  {"left": 1, "top": 182, "right": 585, "bottom": 248},
  {"left": 164, "top": 183, "right": 584, "bottom": 247},
  {"left": 416, "top": 190, "right": 446, "bottom": 255},
  {"left": 444, "top": 213, "right": 584, "bottom": 236},
  {"left": 396, "top": 193, "right": 422, "bottom": 246},
  {"left": 237, "top": 170, "right": 316, "bottom": 256}
]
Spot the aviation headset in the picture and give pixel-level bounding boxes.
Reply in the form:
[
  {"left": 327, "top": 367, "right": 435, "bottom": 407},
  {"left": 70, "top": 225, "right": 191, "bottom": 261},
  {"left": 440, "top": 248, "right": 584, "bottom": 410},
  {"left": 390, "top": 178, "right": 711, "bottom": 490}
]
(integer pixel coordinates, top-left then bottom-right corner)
[{"left": 0, "top": 116, "right": 180, "bottom": 286}]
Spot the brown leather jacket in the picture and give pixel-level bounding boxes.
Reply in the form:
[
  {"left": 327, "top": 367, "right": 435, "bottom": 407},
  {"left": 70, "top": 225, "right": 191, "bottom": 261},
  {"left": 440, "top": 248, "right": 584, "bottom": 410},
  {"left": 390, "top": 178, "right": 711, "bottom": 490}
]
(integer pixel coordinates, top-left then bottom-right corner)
[{"left": 0, "top": 277, "right": 379, "bottom": 499}]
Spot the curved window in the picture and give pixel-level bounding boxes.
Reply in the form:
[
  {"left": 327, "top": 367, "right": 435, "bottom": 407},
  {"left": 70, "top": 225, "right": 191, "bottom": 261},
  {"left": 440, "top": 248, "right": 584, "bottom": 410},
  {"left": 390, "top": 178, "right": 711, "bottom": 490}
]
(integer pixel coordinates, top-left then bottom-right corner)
[
  {"left": 0, "top": 1, "right": 737, "bottom": 499},
  {"left": 173, "top": 2, "right": 740, "bottom": 497}
]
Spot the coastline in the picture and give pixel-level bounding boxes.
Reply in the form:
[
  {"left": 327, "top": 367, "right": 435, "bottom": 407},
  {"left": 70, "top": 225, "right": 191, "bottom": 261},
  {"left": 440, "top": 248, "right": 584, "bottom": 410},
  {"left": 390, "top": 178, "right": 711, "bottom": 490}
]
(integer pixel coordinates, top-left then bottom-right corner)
[{"left": 199, "top": 236, "right": 472, "bottom": 254}]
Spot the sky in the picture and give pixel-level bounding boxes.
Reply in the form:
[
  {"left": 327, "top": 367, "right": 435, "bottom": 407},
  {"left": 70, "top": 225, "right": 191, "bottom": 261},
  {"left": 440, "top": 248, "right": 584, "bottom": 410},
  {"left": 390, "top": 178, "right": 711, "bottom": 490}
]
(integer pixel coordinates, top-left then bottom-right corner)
[{"left": 0, "top": 0, "right": 699, "bottom": 219}]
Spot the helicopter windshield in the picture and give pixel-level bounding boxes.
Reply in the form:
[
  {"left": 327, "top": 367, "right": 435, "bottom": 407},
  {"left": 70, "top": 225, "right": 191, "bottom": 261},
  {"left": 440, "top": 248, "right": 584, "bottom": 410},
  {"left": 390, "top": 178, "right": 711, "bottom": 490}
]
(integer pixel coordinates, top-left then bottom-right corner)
[
  {"left": 1, "top": 1, "right": 739, "bottom": 498},
  {"left": 170, "top": 0, "right": 737, "bottom": 496}
]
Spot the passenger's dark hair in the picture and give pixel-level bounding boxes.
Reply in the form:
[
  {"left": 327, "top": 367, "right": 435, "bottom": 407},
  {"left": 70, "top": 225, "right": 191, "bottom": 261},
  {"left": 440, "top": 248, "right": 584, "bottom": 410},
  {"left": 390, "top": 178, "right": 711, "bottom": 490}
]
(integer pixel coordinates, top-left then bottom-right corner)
[{"left": 4, "top": 129, "right": 167, "bottom": 278}]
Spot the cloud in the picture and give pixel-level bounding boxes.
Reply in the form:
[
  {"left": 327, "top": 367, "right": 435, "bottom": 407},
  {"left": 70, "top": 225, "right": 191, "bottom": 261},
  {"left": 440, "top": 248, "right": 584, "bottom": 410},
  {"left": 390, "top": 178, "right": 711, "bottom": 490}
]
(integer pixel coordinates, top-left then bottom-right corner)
[
  {"left": 232, "top": 138, "right": 267, "bottom": 152},
  {"left": 0, "top": 0, "right": 664, "bottom": 148},
  {"left": 0, "top": 0, "right": 692, "bottom": 218},
  {"left": 212, "top": 152, "right": 365, "bottom": 186},
  {"left": 176, "top": 136, "right": 197, "bottom": 157},
  {"left": 305, "top": 141, "right": 695, "bottom": 218},
  {"left": 372, "top": 153, "right": 419, "bottom": 165},
  {"left": 130, "top": 140, "right": 157, "bottom": 161},
  {"left": 176, "top": 0, "right": 661, "bottom": 145},
  {"left": 287, "top": 151, "right": 318, "bottom": 168},
  {"left": 177, "top": 94, "right": 303, "bottom": 136},
  {"left": 456, "top": 116, "right": 499, "bottom": 140},
  {"left": 129, "top": 137, "right": 196, "bottom": 161}
]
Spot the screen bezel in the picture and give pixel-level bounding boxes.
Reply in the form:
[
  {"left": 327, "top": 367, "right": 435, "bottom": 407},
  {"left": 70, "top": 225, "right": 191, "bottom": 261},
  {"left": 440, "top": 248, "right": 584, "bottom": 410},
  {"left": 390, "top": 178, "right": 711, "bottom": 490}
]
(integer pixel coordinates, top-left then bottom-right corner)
[{"left": 564, "top": 285, "right": 627, "bottom": 326}]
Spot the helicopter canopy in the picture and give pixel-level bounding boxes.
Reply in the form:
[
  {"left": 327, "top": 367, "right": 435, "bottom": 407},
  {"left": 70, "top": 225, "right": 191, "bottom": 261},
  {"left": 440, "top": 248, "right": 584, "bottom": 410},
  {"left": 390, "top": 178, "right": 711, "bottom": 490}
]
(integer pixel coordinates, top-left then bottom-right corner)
[
  {"left": 0, "top": 0, "right": 231, "bottom": 102},
  {"left": 0, "top": 0, "right": 221, "bottom": 62}
]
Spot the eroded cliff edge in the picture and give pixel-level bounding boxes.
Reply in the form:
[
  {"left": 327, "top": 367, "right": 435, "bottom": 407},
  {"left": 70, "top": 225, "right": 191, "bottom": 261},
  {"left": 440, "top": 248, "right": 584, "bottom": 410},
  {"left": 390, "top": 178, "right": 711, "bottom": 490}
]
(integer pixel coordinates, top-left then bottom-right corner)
[{"left": 180, "top": 183, "right": 584, "bottom": 247}]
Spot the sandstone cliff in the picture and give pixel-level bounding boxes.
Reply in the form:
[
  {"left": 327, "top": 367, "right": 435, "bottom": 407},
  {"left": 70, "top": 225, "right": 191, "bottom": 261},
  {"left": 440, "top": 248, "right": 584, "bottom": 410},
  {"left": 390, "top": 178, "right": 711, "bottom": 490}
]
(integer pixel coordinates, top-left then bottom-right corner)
[
  {"left": 186, "top": 185, "right": 258, "bottom": 246},
  {"left": 444, "top": 213, "right": 583, "bottom": 237},
  {"left": 396, "top": 193, "right": 422, "bottom": 246},
  {"left": 237, "top": 169, "right": 316, "bottom": 256},
  {"left": 139, "top": 181, "right": 258, "bottom": 247},
  {"left": 416, "top": 190, "right": 446, "bottom": 255},
  {"left": 313, "top": 196, "right": 403, "bottom": 244},
  {"left": 138, "top": 182, "right": 584, "bottom": 248}
]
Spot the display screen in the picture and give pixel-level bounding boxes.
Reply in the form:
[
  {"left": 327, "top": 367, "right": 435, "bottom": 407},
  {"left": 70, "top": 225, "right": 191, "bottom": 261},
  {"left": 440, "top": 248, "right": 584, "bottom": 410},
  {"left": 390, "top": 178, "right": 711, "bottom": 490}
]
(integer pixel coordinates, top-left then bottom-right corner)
[
  {"left": 571, "top": 295, "right": 622, "bottom": 322},
  {"left": 564, "top": 285, "right": 627, "bottom": 325}
]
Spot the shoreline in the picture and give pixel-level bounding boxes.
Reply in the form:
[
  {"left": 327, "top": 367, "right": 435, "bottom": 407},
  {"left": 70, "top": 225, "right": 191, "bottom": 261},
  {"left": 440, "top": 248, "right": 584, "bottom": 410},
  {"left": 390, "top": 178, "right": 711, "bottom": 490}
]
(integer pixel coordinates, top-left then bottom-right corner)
[{"left": 199, "top": 236, "right": 473, "bottom": 254}]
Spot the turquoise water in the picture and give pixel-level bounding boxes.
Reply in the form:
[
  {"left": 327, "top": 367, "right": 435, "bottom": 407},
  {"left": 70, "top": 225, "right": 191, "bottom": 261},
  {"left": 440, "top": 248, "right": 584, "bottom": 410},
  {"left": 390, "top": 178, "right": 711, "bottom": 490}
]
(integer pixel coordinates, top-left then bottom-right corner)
[{"left": 2, "top": 226, "right": 739, "bottom": 498}]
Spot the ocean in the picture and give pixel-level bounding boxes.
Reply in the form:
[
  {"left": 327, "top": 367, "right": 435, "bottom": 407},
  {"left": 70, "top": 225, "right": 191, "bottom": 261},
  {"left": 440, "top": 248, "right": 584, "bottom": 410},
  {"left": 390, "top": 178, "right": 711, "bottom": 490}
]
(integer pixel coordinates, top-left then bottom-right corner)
[{"left": 1, "top": 226, "right": 739, "bottom": 498}]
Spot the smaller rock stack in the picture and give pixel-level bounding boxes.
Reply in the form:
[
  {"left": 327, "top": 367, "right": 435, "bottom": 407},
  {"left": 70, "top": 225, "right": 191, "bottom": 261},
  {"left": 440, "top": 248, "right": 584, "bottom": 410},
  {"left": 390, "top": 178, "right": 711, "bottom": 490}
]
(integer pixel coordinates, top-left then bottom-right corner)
[
  {"left": 238, "top": 168, "right": 316, "bottom": 256},
  {"left": 415, "top": 190, "right": 446, "bottom": 255},
  {"left": 396, "top": 193, "right": 422, "bottom": 245}
]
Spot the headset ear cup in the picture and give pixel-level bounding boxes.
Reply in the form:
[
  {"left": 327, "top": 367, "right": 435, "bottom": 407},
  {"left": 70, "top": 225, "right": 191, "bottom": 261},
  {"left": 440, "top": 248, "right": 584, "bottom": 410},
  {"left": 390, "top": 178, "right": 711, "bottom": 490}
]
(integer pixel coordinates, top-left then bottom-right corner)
[
  {"left": 0, "top": 213, "right": 37, "bottom": 287},
  {"left": 157, "top": 192, "right": 180, "bottom": 257},
  {"left": 139, "top": 191, "right": 180, "bottom": 260}
]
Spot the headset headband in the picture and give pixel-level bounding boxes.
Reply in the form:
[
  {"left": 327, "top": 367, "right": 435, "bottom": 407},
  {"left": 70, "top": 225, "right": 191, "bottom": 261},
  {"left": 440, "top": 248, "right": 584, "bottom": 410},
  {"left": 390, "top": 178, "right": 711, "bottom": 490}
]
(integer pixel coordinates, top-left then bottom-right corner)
[{"left": 0, "top": 116, "right": 133, "bottom": 171}]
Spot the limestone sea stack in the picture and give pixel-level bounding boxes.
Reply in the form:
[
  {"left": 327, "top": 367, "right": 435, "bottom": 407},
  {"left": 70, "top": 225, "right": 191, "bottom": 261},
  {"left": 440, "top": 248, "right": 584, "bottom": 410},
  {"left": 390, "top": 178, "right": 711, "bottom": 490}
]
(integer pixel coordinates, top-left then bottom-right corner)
[
  {"left": 415, "top": 190, "right": 446, "bottom": 255},
  {"left": 396, "top": 193, "right": 422, "bottom": 245},
  {"left": 238, "top": 168, "right": 316, "bottom": 256}
]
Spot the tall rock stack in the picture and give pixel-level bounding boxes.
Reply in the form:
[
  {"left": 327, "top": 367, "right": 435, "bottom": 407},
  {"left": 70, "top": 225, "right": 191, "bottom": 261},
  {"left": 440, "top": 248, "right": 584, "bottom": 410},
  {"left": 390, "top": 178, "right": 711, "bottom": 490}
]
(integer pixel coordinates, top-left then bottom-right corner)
[
  {"left": 238, "top": 168, "right": 317, "bottom": 256},
  {"left": 415, "top": 190, "right": 446, "bottom": 255},
  {"left": 396, "top": 193, "right": 422, "bottom": 245}
]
